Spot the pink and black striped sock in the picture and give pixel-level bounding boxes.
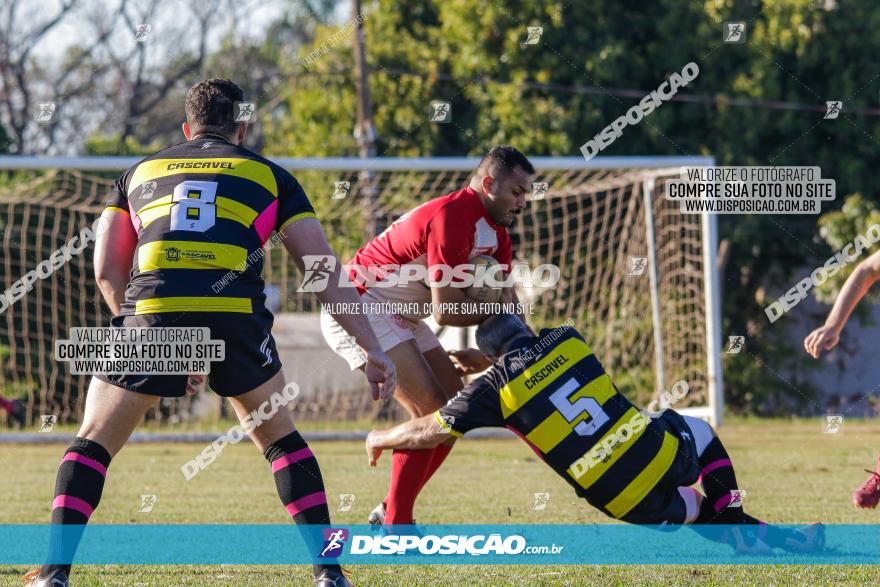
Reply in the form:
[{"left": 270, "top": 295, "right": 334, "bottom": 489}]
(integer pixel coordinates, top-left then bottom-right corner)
[
  {"left": 264, "top": 430, "right": 339, "bottom": 578},
  {"left": 695, "top": 436, "right": 744, "bottom": 522},
  {"left": 692, "top": 437, "right": 798, "bottom": 548},
  {"left": 41, "top": 437, "right": 111, "bottom": 578}
]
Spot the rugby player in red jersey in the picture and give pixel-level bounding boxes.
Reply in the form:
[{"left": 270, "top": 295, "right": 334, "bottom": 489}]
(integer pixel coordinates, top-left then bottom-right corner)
[{"left": 322, "top": 146, "right": 534, "bottom": 525}]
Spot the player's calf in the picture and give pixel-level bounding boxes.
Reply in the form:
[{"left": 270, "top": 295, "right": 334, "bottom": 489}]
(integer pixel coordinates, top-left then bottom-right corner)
[
  {"left": 264, "top": 429, "right": 342, "bottom": 581},
  {"left": 37, "top": 437, "right": 112, "bottom": 580},
  {"left": 27, "top": 378, "right": 156, "bottom": 585},
  {"left": 379, "top": 342, "right": 456, "bottom": 524},
  {"left": 682, "top": 416, "right": 824, "bottom": 553}
]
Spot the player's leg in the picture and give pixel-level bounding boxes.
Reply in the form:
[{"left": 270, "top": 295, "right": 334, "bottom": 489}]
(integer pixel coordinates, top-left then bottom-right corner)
[
  {"left": 683, "top": 415, "right": 757, "bottom": 524},
  {"left": 681, "top": 415, "right": 823, "bottom": 552},
  {"left": 378, "top": 339, "right": 452, "bottom": 524},
  {"left": 321, "top": 309, "right": 458, "bottom": 524},
  {"left": 225, "top": 370, "right": 346, "bottom": 585},
  {"left": 852, "top": 456, "right": 880, "bottom": 508},
  {"left": 414, "top": 346, "right": 463, "bottom": 492},
  {"left": 33, "top": 377, "right": 159, "bottom": 583},
  {"left": 0, "top": 395, "right": 25, "bottom": 427}
]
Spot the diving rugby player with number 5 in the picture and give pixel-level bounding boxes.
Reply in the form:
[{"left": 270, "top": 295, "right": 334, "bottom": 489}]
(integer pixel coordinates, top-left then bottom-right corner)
[
  {"left": 25, "top": 79, "right": 395, "bottom": 587},
  {"left": 367, "top": 314, "right": 823, "bottom": 555}
]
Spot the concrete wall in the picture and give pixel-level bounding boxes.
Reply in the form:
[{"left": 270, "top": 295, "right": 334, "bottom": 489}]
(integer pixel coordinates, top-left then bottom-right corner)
[{"left": 770, "top": 294, "right": 880, "bottom": 417}]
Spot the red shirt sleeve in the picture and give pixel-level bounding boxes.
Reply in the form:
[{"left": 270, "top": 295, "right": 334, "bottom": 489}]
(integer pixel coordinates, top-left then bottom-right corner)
[{"left": 426, "top": 206, "right": 473, "bottom": 283}]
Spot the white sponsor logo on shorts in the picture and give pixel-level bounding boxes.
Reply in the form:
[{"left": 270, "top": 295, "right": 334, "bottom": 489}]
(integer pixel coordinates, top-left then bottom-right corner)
[{"left": 259, "top": 333, "right": 273, "bottom": 367}]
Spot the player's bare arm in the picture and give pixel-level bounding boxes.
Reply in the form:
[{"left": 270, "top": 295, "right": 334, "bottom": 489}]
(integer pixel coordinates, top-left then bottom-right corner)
[
  {"left": 805, "top": 249, "right": 880, "bottom": 358},
  {"left": 93, "top": 209, "right": 137, "bottom": 315},
  {"left": 447, "top": 348, "right": 494, "bottom": 376},
  {"left": 431, "top": 283, "right": 494, "bottom": 326},
  {"left": 366, "top": 415, "right": 451, "bottom": 466},
  {"left": 281, "top": 217, "right": 396, "bottom": 399}
]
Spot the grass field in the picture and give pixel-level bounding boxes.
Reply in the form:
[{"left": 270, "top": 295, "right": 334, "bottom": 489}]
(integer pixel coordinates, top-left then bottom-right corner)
[{"left": 2, "top": 419, "right": 880, "bottom": 585}]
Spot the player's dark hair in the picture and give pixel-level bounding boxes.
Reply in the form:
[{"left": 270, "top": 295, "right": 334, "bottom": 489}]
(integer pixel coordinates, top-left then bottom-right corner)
[
  {"left": 476, "top": 145, "right": 535, "bottom": 179},
  {"left": 185, "top": 78, "right": 245, "bottom": 138},
  {"left": 476, "top": 313, "right": 533, "bottom": 357}
]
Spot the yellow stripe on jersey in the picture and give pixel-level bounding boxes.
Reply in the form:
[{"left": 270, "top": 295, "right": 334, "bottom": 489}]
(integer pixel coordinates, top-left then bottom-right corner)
[
  {"left": 433, "top": 411, "right": 464, "bottom": 438},
  {"left": 566, "top": 407, "right": 649, "bottom": 489},
  {"left": 128, "top": 158, "right": 278, "bottom": 197},
  {"left": 136, "top": 195, "right": 260, "bottom": 231},
  {"left": 499, "top": 338, "right": 592, "bottom": 418},
  {"left": 104, "top": 206, "right": 130, "bottom": 216},
  {"left": 136, "top": 195, "right": 173, "bottom": 228},
  {"left": 526, "top": 374, "right": 617, "bottom": 452},
  {"left": 278, "top": 211, "right": 318, "bottom": 232},
  {"left": 216, "top": 197, "right": 259, "bottom": 226},
  {"left": 134, "top": 296, "right": 252, "bottom": 315},
  {"left": 138, "top": 240, "right": 248, "bottom": 272},
  {"left": 604, "top": 431, "right": 679, "bottom": 519}
]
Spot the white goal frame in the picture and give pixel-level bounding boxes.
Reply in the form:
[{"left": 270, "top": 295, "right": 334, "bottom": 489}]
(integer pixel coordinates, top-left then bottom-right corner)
[{"left": 0, "top": 155, "right": 723, "bottom": 426}]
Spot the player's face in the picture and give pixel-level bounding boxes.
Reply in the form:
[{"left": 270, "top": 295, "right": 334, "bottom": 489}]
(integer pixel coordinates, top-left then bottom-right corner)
[{"left": 487, "top": 167, "right": 531, "bottom": 227}]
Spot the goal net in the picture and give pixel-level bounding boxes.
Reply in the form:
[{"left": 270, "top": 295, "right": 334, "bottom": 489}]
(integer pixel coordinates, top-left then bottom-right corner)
[{"left": 0, "top": 156, "right": 722, "bottom": 428}]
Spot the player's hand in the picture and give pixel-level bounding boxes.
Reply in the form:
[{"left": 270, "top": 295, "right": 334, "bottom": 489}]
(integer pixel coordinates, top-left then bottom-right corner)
[
  {"left": 364, "top": 350, "right": 396, "bottom": 401},
  {"left": 804, "top": 325, "right": 841, "bottom": 359},
  {"left": 365, "top": 431, "right": 383, "bottom": 466},
  {"left": 448, "top": 348, "right": 494, "bottom": 376},
  {"left": 186, "top": 374, "right": 205, "bottom": 395}
]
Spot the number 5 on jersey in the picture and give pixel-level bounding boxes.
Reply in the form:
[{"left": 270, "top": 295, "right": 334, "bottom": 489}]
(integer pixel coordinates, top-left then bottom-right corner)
[
  {"left": 170, "top": 180, "right": 218, "bottom": 232},
  {"left": 550, "top": 377, "right": 610, "bottom": 436}
]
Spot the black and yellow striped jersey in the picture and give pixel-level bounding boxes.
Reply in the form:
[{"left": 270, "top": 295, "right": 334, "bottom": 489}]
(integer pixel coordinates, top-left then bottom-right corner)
[
  {"left": 103, "top": 135, "right": 316, "bottom": 316},
  {"left": 435, "top": 326, "right": 681, "bottom": 520}
]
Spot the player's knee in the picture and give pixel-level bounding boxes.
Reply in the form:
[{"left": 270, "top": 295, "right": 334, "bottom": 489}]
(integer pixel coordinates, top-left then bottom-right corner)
[
  {"left": 678, "top": 486, "right": 703, "bottom": 524},
  {"left": 263, "top": 429, "right": 308, "bottom": 463},
  {"left": 682, "top": 415, "right": 715, "bottom": 455}
]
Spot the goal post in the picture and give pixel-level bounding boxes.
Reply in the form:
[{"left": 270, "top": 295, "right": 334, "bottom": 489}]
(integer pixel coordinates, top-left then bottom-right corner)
[{"left": 0, "top": 155, "right": 722, "bottom": 427}]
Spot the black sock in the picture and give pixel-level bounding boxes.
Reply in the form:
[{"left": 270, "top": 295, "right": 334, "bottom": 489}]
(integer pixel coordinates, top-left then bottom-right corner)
[
  {"left": 695, "top": 437, "right": 742, "bottom": 522},
  {"left": 694, "top": 437, "right": 795, "bottom": 548},
  {"left": 42, "top": 437, "right": 112, "bottom": 578},
  {"left": 264, "top": 430, "right": 340, "bottom": 578}
]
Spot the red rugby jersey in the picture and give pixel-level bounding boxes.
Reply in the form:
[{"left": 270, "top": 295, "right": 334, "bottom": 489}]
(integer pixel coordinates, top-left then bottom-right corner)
[{"left": 348, "top": 186, "right": 513, "bottom": 316}]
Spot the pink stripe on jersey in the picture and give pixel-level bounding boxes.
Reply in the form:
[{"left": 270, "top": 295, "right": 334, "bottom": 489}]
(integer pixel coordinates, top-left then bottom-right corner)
[
  {"left": 270, "top": 447, "right": 315, "bottom": 473},
  {"left": 52, "top": 495, "right": 94, "bottom": 518},
  {"left": 506, "top": 425, "right": 546, "bottom": 461},
  {"left": 128, "top": 200, "right": 141, "bottom": 232},
  {"left": 253, "top": 199, "right": 278, "bottom": 245},
  {"left": 714, "top": 493, "right": 733, "bottom": 513},
  {"left": 285, "top": 491, "right": 327, "bottom": 517},
  {"left": 62, "top": 452, "right": 107, "bottom": 477}
]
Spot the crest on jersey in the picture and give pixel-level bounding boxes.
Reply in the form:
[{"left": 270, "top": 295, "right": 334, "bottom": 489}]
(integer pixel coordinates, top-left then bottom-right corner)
[{"left": 437, "top": 414, "right": 455, "bottom": 434}]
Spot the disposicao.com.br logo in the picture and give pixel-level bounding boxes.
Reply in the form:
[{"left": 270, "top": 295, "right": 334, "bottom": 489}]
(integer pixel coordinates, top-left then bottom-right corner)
[{"left": 347, "top": 533, "right": 563, "bottom": 556}]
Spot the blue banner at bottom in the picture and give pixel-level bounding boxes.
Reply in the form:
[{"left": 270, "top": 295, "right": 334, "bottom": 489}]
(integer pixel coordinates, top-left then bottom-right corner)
[{"left": 0, "top": 524, "right": 877, "bottom": 565}]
